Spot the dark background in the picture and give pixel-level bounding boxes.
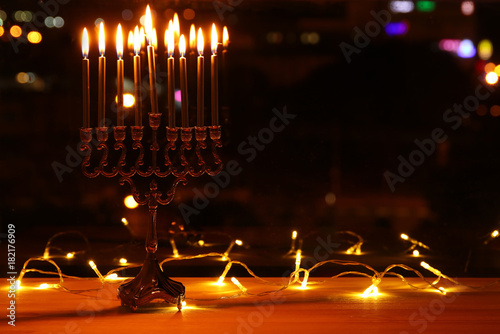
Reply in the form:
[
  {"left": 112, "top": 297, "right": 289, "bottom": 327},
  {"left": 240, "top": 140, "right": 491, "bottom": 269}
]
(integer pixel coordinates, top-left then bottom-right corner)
[{"left": 1, "top": 0, "right": 500, "bottom": 278}]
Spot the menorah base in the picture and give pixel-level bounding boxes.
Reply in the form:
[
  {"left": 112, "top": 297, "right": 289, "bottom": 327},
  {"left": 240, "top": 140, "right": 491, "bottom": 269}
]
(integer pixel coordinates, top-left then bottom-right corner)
[{"left": 117, "top": 252, "right": 185, "bottom": 311}]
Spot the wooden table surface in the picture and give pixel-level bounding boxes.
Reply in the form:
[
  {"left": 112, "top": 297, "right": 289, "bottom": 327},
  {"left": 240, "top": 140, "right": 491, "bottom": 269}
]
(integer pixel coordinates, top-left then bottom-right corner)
[{"left": 2, "top": 277, "right": 500, "bottom": 334}]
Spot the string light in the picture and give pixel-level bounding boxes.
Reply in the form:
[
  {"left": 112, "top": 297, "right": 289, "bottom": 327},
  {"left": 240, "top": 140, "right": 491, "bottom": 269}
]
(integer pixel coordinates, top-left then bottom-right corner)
[
  {"left": 66, "top": 252, "right": 75, "bottom": 259},
  {"left": 400, "top": 233, "right": 430, "bottom": 251},
  {"left": 286, "top": 230, "right": 298, "bottom": 255},
  {"left": 300, "top": 271, "right": 309, "bottom": 289},
  {"left": 89, "top": 260, "right": 105, "bottom": 282},
  {"left": 121, "top": 218, "right": 129, "bottom": 226},
  {"left": 230, "top": 277, "right": 247, "bottom": 294},
  {"left": 420, "top": 261, "right": 442, "bottom": 277},
  {"left": 170, "top": 238, "right": 179, "bottom": 257},
  {"left": 216, "top": 261, "right": 232, "bottom": 285},
  {"left": 222, "top": 239, "right": 243, "bottom": 260},
  {"left": 412, "top": 250, "right": 420, "bottom": 257},
  {"left": 484, "top": 229, "right": 499, "bottom": 244},
  {"left": 119, "top": 258, "right": 128, "bottom": 265}
]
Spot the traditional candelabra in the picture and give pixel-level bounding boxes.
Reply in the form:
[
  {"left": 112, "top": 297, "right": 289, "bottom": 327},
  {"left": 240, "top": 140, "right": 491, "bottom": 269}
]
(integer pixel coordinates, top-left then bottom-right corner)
[
  {"left": 78, "top": 4, "right": 227, "bottom": 311},
  {"left": 80, "top": 119, "right": 222, "bottom": 311}
]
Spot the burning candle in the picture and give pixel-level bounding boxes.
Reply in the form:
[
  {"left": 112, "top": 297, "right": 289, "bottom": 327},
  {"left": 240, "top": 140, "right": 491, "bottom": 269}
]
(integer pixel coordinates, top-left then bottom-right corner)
[
  {"left": 116, "top": 24, "right": 124, "bottom": 126},
  {"left": 133, "top": 26, "right": 142, "bottom": 126},
  {"left": 167, "top": 27, "right": 175, "bottom": 128},
  {"left": 197, "top": 28, "right": 204, "bottom": 127},
  {"left": 211, "top": 24, "right": 219, "bottom": 126},
  {"left": 173, "top": 13, "right": 180, "bottom": 49},
  {"left": 127, "top": 30, "right": 134, "bottom": 55},
  {"left": 139, "top": 27, "right": 146, "bottom": 51},
  {"left": 145, "top": 5, "right": 158, "bottom": 114},
  {"left": 82, "top": 28, "right": 90, "bottom": 128},
  {"left": 189, "top": 24, "right": 196, "bottom": 52},
  {"left": 98, "top": 22, "right": 106, "bottom": 128},
  {"left": 179, "top": 34, "right": 188, "bottom": 127}
]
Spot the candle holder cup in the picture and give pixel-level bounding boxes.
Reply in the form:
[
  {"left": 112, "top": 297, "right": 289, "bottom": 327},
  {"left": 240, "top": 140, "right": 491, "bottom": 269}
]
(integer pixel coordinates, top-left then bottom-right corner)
[{"left": 79, "top": 113, "right": 222, "bottom": 311}]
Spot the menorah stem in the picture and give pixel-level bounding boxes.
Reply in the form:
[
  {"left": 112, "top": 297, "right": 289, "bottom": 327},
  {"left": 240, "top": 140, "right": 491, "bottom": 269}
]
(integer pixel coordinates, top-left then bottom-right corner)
[{"left": 146, "top": 209, "right": 158, "bottom": 253}]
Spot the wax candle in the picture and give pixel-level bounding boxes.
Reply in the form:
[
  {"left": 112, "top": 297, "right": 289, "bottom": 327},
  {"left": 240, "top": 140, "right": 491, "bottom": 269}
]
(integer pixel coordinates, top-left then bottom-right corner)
[
  {"left": 116, "top": 24, "right": 124, "bottom": 126},
  {"left": 133, "top": 26, "right": 142, "bottom": 126},
  {"left": 197, "top": 28, "right": 204, "bottom": 127},
  {"left": 145, "top": 5, "right": 158, "bottom": 114},
  {"left": 167, "top": 27, "right": 175, "bottom": 128},
  {"left": 82, "top": 28, "right": 90, "bottom": 128},
  {"left": 98, "top": 22, "right": 106, "bottom": 128},
  {"left": 211, "top": 24, "right": 218, "bottom": 126},
  {"left": 179, "top": 35, "right": 188, "bottom": 127}
]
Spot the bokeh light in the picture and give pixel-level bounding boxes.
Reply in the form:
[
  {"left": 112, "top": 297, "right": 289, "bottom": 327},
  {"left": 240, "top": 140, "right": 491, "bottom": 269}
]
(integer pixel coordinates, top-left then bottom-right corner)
[
  {"left": 476, "top": 104, "right": 488, "bottom": 116},
  {"left": 478, "top": 39, "right": 493, "bottom": 60},
  {"left": 484, "top": 62, "right": 496, "bottom": 73},
  {"left": 457, "top": 39, "right": 476, "bottom": 58},
  {"left": 122, "top": 9, "right": 133, "bottom": 21},
  {"left": 485, "top": 72, "right": 498, "bottom": 85},
  {"left": 54, "top": 17, "right": 64, "bottom": 28},
  {"left": 124, "top": 195, "right": 139, "bottom": 209},
  {"left": 461, "top": 1, "right": 474, "bottom": 16},
  {"left": 94, "top": 18, "right": 104, "bottom": 27},
  {"left": 10, "top": 25, "right": 22, "bottom": 38},
  {"left": 27, "top": 31, "right": 42, "bottom": 44},
  {"left": 389, "top": 1, "right": 415, "bottom": 13},
  {"left": 16, "top": 72, "right": 29, "bottom": 84},
  {"left": 385, "top": 21, "right": 409, "bottom": 36},
  {"left": 45, "top": 17, "right": 54, "bottom": 28},
  {"left": 183, "top": 8, "right": 195, "bottom": 20},
  {"left": 0, "top": 27, "right": 4, "bottom": 37},
  {"left": 491, "top": 105, "right": 500, "bottom": 117},
  {"left": 0, "top": 10, "right": 6, "bottom": 21},
  {"left": 175, "top": 89, "right": 182, "bottom": 102},
  {"left": 123, "top": 93, "right": 135, "bottom": 107}
]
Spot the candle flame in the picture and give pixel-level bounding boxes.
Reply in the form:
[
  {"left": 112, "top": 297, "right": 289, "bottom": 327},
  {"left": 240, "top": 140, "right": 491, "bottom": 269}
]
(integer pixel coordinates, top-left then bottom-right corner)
[
  {"left": 197, "top": 27, "right": 204, "bottom": 56},
  {"left": 223, "top": 26, "right": 229, "bottom": 48},
  {"left": 134, "top": 26, "right": 140, "bottom": 55},
  {"left": 116, "top": 24, "right": 123, "bottom": 59},
  {"left": 179, "top": 34, "right": 186, "bottom": 57},
  {"left": 145, "top": 5, "right": 153, "bottom": 45},
  {"left": 164, "top": 28, "right": 169, "bottom": 51},
  {"left": 127, "top": 30, "right": 134, "bottom": 52},
  {"left": 82, "top": 28, "right": 89, "bottom": 58},
  {"left": 152, "top": 27, "right": 158, "bottom": 49},
  {"left": 189, "top": 24, "right": 196, "bottom": 50},
  {"left": 139, "top": 26, "right": 146, "bottom": 49},
  {"left": 173, "top": 13, "right": 180, "bottom": 39},
  {"left": 211, "top": 23, "right": 218, "bottom": 55},
  {"left": 99, "top": 22, "right": 105, "bottom": 56},
  {"left": 167, "top": 22, "right": 174, "bottom": 57}
]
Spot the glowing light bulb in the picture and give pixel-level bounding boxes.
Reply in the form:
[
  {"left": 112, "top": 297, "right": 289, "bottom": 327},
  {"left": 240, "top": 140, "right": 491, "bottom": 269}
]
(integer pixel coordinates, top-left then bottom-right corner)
[
  {"left": 412, "top": 249, "right": 420, "bottom": 257},
  {"left": 216, "top": 276, "right": 225, "bottom": 285},
  {"left": 39, "top": 283, "right": 49, "bottom": 289},
  {"left": 300, "top": 272, "right": 309, "bottom": 289},
  {"left": 182, "top": 301, "right": 187, "bottom": 308},
  {"left": 292, "top": 231, "right": 297, "bottom": 240},
  {"left": 362, "top": 277, "right": 381, "bottom": 297},
  {"left": 492, "top": 230, "right": 499, "bottom": 238},
  {"left": 438, "top": 287, "right": 447, "bottom": 295},
  {"left": 170, "top": 238, "right": 179, "bottom": 257},
  {"left": 235, "top": 239, "right": 243, "bottom": 246},
  {"left": 89, "top": 260, "right": 104, "bottom": 281},
  {"left": 106, "top": 273, "right": 118, "bottom": 280},
  {"left": 198, "top": 240, "right": 205, "bottom": 246},
  {"left": 66, "top": 252, "right": 75, "bottom": 259},
  {"left": 121, "top": 217, "right": 129, "bottom": 226},
  {"left": 119, "top": 258, "right": 128, "bottom": 264},
  {"left": 231, "top": 277, "right": 247, "bottom": 294},
  {"left": 15, "top": 280, "right": 21, "bottom": 290},
  {"left": 420, "top": 261, "right": 442, "bottom": 277},
  {"left": 400, "top": 233, "right": 409, "bottom": 240}
]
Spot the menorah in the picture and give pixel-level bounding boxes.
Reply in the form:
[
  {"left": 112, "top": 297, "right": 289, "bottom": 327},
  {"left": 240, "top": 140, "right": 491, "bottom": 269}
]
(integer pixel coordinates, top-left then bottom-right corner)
[{"left": 79, "top": 119, "right": 222, "bottom": 311}]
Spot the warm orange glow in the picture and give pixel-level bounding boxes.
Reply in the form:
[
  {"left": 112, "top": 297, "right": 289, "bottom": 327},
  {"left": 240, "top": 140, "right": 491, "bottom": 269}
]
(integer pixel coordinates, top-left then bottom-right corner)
[
  {"left": 173, "top": 13, "right": 180, "bottom": 39},
  {"left": 486, "top": 72, "right": 498, "bottom": 85},
  {"left": 179, "top": 34, "right": 186, "bottom": 57},
  {"left": 127, "top": 30, "right": 134, "bottom": 51},
  {"left": 134, "top": 26, "right": 140, "bottom": 55},
  {"left": 27, "top": 31, "right": 42, "bottom": 44},
  {"left": 121, "top": 217, "right": 129, "bottom": 226},
  {"left": 412, "top": 249, "right": 420, "bottom": 257},
  {"left": 124, "top": 195, "right": 139, "bottom": 209},
  {"left": 492, "top": 230, "right": 499, "bottom": 238},
  {"left": 145, "top": 5, "right": 153, "bottom": 45},
  {"left": 82, "top": 28, "right": 89, "bottom": 58},
  {"left": 152, "top": 27, "right": 158, "bottom": 49},
  {"left": 484, "top": 62, "right": 496, "bottom": 73},
  {"left": 189, "top": 24, "right": 196, "bottom": 50},
  {"left": 211, "top": 23, "right": 218, "bottom": 55},
  {"left": 123, "top": 93, "right": 135, "bottom": 107},
  {"left": 223, "top": 26, "right": 229, "bottom": 48},
  {"left": 167, "top": 23, "right": 174, "bottom": 57},
  {"left": 99, "top": 22, "right": 105, "bottom": 56},
  {"left": 0, "top": 27, "right": 4, "bottom": 37},
  {"left": 10, "top": 25, "right": 22, "bottom": 38},
  {"left": 116, "top": 24, "right": 123, "bottom": 59},
  {"left": 139, "top": 26, "right": 146, "bottom": 49},
  {"left": 197, "top": 27, "right": 204, "bottom": 56}
]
